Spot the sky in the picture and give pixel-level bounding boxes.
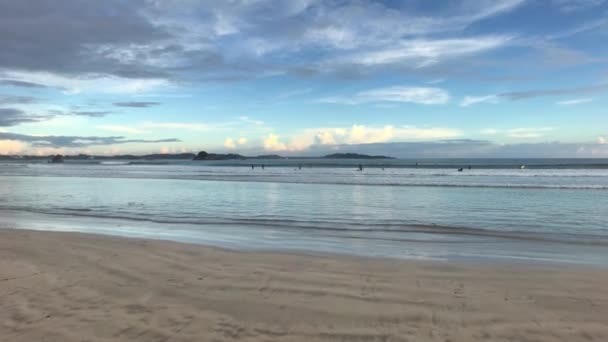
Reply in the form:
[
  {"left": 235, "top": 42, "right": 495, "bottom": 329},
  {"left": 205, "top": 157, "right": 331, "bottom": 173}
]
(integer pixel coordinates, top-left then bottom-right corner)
[{"left": 0, "top": 0, "right": 607, "bottom": 158}]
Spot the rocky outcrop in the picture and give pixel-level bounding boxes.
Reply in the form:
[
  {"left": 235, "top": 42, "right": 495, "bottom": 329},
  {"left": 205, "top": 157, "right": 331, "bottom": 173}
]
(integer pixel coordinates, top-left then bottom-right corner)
[
  {"left": 50, "top": 154, "right": 64, "bottom": 163},
  {"left": 193, "top": 151, "right": 245, "bottom": 160}
]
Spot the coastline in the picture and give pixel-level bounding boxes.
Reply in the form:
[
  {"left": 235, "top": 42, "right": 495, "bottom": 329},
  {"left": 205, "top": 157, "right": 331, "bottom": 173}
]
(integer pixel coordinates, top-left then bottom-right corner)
[{"left": 2, "top": 228, "right": 607, "bottom": 341}]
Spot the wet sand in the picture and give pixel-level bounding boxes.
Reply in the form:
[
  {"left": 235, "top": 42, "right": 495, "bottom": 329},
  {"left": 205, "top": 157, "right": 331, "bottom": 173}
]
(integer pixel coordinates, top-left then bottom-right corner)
[{"left": 1, "top": 229, "right": 607, "bottom": 341}]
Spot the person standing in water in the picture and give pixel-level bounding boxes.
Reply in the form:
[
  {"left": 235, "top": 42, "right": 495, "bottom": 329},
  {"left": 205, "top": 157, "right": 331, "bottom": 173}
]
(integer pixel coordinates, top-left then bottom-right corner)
[
  {"left": 251, "top": 164, "right": 255, "bottom": 170},
  {"left": 358, "top": 164, "right": 363, "bottom": 171}
]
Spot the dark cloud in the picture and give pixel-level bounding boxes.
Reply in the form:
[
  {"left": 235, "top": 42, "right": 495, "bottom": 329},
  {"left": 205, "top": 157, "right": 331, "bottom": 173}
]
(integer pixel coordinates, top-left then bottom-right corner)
[
  {"left": 0, "top": 108, "right": 51, "bottom": 126},
  {"left": 501, "top": 83, "right": 608, "bottom": 100},
  {"left": 113, "top": 101, "right": 161, "bottom": 108},
  {"left": 0, "top": 79, "right": 48, "bottom": 88},
  {"left": 0, "top": 132, "right": 180, "bottom": 148},
  {"left": 0, "top": 0, "right": 170, "bottom": 77},
  {"left": 0, "top": 1, "right": 528, "bottom": 84},
  {"left": 0, "top": 0, "right": 602, "bottom": 94},
  {"left": 48, "top": 109, "right": 113, "bottom": 118},
  {"left": 0, "top": 107, "right": 112, "bottom": 127},
  {"left": 0, "top": 95, "right": 38, "bottom": 104},
  {"left": 71, "top": 111, "right": 113, "bottom": 117}
]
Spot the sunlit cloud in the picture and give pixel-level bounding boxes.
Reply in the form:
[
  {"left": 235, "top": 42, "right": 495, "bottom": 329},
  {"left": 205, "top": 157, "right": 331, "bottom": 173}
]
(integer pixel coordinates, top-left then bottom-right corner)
[
  {"left": 0, "top": 140, "right": 27, "bottom": 154},
  {"left": 224, "top": 137, "right": 248, "bottom": 149},
  {"left": 261, "top": 125, "right": 462, "bottom": 152},
  {"left": 263, "top": 133, "right": 287, "bottom": 151}
]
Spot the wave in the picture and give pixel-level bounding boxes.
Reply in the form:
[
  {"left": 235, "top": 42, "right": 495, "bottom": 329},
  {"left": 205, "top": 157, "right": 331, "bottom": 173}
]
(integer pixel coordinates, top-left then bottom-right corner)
[
  {"left": 100, "top": 161, "right": 130, "bottom": 165},
  {"left": 2, "top": 206, "right": 607, "bottom": 247},
  {"left": 2, "top": 170, "right": 607, "bottom": 189}
]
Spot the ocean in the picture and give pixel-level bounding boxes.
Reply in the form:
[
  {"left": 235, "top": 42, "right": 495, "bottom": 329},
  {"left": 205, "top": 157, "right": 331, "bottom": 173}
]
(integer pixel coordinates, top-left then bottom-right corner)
[{"left": 1, "top": 158, "right": 607, "bottom": 265}]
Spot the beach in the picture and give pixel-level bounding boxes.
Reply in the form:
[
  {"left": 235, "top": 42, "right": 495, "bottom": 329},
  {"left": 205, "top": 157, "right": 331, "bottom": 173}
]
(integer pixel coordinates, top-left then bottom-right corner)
[{"left": 2, "top": 229, "right": 607, "bottom": 342}]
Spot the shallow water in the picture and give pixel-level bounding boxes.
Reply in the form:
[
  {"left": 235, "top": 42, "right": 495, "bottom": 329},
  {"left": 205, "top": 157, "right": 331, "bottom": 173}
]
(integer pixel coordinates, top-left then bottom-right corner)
[{"left": 1, "top": 159, "right": 607, "bottom": 265}]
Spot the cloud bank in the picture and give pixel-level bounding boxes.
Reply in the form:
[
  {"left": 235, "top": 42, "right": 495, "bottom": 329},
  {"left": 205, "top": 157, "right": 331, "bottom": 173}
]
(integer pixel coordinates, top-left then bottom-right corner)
[{"left": 0, "top": 132, "right": 179, "bottom": 148}]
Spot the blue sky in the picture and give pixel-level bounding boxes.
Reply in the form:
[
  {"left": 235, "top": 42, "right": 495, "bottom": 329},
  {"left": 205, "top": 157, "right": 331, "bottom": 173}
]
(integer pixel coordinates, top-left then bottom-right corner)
[{"left": 0, "top": 0, "right": 607, "bottom": 157}]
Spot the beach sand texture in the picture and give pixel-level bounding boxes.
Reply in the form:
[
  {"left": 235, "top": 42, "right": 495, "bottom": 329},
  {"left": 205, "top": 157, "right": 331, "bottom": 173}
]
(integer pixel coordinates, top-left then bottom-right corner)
[{"left": 1, "top": 229, "right": 607, "bottom": 342}]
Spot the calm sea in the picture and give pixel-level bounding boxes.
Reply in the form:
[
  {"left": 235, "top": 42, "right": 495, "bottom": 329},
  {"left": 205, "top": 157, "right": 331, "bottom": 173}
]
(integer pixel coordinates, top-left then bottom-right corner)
[{"left": 1, "top": 158, "right": 607, "bottom": 265}]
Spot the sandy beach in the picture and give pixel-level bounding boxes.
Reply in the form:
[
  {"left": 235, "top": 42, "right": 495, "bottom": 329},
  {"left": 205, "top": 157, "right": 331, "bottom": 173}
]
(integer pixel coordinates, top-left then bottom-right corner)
[{"left": 1, "top": 229, "right": 607, "bottom": 342}]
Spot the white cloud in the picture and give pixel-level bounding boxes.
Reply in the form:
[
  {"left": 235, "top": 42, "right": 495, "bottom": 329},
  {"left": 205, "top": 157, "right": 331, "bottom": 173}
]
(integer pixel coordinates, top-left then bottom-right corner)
[
  {"left": 335, "top": 36, "right": 512, "bottom": 68},
  {"left": 460, "top": 95, "right": 499, "bottom": 107},
  {"left": 315, "top": 130, "right": 338, "bottom": 145},
  {"left": 556, "top": 98, "right": 593, "bottom": 106},
  {"left": 320, "top": 86, "right": 450, "bottom": 105},
  {"left": 507, "top": 127, "right": 556, "bottom": 138},
  {"left": 1, "top": 70, "right": 170, "bottom": 95},
  {"left": 598, "top": 136, "right": 607, "bottom": 144},
  {"left": 346, "top": 125, "right": 395, "bottom": 144},
  {"left": 97, "top": 125, "right": 144, "bottom": 134},
  {"left": 263, "top": 133, "right": 287, "bottom": 151},
  {"left": 224, "top": 137, "right": 248, "bottom": 149},
  {"left": 0, "top": 140, "right": 27, "bottom": 154},
  {"left": 261, "top": 124, "right": 462, "bottom": 152}
]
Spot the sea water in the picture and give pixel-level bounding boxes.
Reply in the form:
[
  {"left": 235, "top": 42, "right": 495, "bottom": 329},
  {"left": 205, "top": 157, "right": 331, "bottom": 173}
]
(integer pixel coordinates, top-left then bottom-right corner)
[{"left": 1, "top": 159, "right": 607, "bottom": 265}]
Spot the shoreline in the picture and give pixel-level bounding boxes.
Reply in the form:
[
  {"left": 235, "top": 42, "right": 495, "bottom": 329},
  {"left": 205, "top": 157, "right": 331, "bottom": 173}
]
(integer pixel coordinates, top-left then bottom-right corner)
[
  {"left": 3, "top": 208, "right": 608, "bottom": 267},
  {"left": 4, "top": 205, "right": 608, "bottom": 267},
  {"left": 2, "top": 228, "right": 607, "bottom": 341}
]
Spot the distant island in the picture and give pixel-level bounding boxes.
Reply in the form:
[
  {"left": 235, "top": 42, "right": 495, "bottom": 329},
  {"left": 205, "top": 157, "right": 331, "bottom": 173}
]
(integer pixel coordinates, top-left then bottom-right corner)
[
  {"left": 0, "top": 151, "right": 394, "bottom": 161},
  {"left": 192, "top": 151, "right": 393, "bottom": 160},
  {"left": 322, "top": 153, "right": 393, "bottom": 159},
  {"left": 193, "top": 151, "right": 245, "bottom": 160}
]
